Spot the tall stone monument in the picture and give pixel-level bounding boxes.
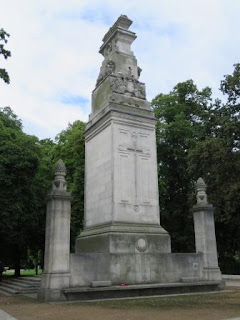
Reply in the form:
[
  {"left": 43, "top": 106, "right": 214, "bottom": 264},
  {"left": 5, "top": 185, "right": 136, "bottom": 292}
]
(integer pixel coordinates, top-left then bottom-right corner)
[
  {"left": 39, "top": 15, "right": 223, "bottom": 302},
  {"left": 75, "top": 14, "right": 171, "bottom": 255}
]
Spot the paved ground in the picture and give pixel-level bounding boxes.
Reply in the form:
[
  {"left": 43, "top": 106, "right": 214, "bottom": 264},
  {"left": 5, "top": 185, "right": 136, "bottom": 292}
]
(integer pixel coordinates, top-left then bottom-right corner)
[
  {"left": 0, "top": 308, "right": 18, "bottom": 320},
  {"left": 0, "top": 288, "right": 240, "bottom": 320}
]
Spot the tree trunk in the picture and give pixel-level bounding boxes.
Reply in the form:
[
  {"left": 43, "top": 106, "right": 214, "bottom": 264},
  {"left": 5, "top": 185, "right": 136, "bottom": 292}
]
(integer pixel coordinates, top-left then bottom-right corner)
[
  {"left": 14, "top": 261, "right": 21, "bottom": 277},
  {"left": 35, "top": 263, "right": 38, "bottom": 275},
  {"left": 14, "top": 245, "right": 21, "bottom": 277}
]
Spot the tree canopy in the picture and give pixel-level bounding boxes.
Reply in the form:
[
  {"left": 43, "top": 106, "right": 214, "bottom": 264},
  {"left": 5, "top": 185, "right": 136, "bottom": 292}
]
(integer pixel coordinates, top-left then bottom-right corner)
[
  {"left": 152, "top": 64, "right": 240, "bottom": 272},
  {"left": 55, "top": 120, "right": 86, "bottom": 250},
  {"left": 0, "top": 107, "right": 41, "bottom": 275}
]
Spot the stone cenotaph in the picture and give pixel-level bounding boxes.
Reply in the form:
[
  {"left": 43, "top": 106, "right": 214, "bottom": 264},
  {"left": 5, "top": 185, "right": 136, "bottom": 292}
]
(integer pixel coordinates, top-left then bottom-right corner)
[
  {"left": 39, "top": 15, "right": 223, "bottom": 302},
  {"left": 75, "top": 14, "right": 171, "bottom": 257}
]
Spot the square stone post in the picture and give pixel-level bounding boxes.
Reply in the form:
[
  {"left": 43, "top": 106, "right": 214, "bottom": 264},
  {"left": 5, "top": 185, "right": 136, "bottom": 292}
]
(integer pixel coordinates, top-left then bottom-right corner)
[
  {"left": 193, "top": 178, "right": 221, "bottom": 281},
  {"left": 38, "top": 160, "right": 71, "bottom": 301}
]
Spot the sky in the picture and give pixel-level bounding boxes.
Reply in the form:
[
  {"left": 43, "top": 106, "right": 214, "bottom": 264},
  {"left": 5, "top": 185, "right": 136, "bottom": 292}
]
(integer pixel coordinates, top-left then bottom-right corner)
[{"left": 0, "top": 0, "right": 240, "bottom": 140}]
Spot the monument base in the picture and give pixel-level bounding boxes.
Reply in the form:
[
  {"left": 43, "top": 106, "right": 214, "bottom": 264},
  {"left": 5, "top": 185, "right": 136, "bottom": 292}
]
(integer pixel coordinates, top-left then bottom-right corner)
[
  {"left": 75, "top": 223, "right": 171, "bottom": 254},
  {"left": 63, "top": 281, "right": 225, "bottom": 301},
  {"left": 69, "top": 252, "right": 205, "bottom": 287},
  {"left": 202, "top": 267, "right": 222, "bottom": 281},
  {"left": 38, "top": 288, "right": 67, "bottom": 302},
  {"left": 38, "top": 272, "right": 70, "bottom": 302}
]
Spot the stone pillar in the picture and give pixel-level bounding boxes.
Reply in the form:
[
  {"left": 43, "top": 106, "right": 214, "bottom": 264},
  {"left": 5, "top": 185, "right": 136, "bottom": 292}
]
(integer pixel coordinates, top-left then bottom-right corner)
[
  {"left": 38, "top": 159, "right": 71, "bottom": 301},
  {"left": 193, "top": 178, "right": 221, "bottom": 281}
]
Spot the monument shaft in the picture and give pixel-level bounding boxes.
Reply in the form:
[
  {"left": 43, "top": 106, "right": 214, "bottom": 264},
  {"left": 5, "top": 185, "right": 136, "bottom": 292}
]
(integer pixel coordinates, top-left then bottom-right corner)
[{"left": 75, "top": 15, "right": 171, "bottom": 254}]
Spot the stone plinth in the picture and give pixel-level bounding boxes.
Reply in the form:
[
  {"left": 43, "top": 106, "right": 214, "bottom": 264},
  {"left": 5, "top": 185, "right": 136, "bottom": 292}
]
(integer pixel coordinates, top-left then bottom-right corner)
[{"left": 70, "top": 252, "right": 204, "bottom": 287}]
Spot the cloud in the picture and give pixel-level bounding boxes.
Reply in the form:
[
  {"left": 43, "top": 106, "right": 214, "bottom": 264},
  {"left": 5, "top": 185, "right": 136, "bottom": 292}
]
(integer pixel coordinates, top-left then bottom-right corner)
[{"left": 0, "top": 0, "right": 240, "bottom": 139}]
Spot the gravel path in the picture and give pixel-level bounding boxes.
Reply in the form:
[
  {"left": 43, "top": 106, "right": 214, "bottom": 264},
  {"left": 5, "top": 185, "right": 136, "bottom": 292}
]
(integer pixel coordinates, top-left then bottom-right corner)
[{"left": 0, "top": 289, "right": 240, "bottom": 320}]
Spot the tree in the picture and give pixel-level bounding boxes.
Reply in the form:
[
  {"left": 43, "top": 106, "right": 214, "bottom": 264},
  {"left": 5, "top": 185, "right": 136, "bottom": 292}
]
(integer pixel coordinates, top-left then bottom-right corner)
[
  {"left": 27, "top": 138, "right": 56, "bottom": 272},
  {"left": 152, "top": 65, "right": 240, "bottom": 273},
  {"left": 0, "top": 107, "right": 40, "bottom": 275},
  {"left": 188, "top": 64, "right": 240, "bottom": 272},
  {"left": 0, "top": 28, "right": 11, "bottom": 84},
  {"left": 152, "top": 80, "right": 212, "bottom": 252},
  {"left": 55, "top": 120, "right": 86, "bottom": 250}
]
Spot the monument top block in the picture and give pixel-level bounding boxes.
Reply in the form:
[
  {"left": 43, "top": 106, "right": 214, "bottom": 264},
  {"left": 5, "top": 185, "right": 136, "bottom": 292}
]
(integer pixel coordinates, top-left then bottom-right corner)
[
  {"left": 100, "top": 15, "right": 136, "bottom": 57},
  {"left": 90, "top": 15, "right": 151, "bottom": 121}
]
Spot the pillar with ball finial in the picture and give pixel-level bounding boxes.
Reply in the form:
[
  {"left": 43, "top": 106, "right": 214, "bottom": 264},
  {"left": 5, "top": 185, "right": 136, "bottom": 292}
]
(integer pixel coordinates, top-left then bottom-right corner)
[
  {"left": 38, "top": 159, "right": 72, "bottom": 301},
  {"left": 192, "top": 177, "right": 222, "bottom": 281}
]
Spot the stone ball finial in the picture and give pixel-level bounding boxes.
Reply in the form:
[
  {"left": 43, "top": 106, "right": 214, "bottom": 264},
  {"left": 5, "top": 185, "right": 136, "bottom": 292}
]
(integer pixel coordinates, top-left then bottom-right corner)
[
  {"left": 196, "top": 177, "right": 206, "bottom": 191},
  {"left": 52, "top": 159, "right": 67, "bottom": 191},
  {"left": 196, "top": 177, "right": 208, "bottom": 205},
  {"left": 54, "top": 159, "right": 66, "bottom": 176}
]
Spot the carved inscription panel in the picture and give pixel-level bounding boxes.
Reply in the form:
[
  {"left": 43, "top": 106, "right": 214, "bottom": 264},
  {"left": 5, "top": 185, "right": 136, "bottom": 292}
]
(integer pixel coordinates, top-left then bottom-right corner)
[{"left": 116, "top": 126, "right": 155, "bottom": 209}]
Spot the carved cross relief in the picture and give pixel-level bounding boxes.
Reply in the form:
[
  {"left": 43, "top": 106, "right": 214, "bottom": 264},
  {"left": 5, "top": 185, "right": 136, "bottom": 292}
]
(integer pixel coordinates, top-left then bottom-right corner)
[{"left": 118, "top": 129, "right": 151, "bottom": 211}]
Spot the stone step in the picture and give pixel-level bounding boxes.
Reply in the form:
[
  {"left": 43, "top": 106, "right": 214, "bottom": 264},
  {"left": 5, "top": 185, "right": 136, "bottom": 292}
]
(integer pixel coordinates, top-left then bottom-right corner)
[
  {"left": 63, "top": 281, "right": 225, "bottom": 301},
  {"left": 181, "top": 277, "right": 200, "bottom": 283},
  {"left": 17, "top": 276, "right": 41, "bottom": 282},
  {"left": 0, "top": 284, "right": 19, "bottom": 295},
  {"left": 0, "top": 276, "right": 41, "bottom": 296},
  {"left": 0, "top": 288, "right": 12, "bottom": 296},
  {"left": 3, "top": 280, "right": 37, "bottom": 287},
  {"left": 0, "top": 282, "right": 38, "bottom": 293},
  {"left": 8, "top": 278, "right": 40, "bottom": 286},
  {"left": 222, "top": 274, "right": 240, "bottom": 287}
]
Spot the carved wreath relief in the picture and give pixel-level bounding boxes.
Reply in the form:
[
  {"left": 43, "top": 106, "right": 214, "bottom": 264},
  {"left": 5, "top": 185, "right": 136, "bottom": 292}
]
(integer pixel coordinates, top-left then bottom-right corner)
[
  {"left": 111, "top": 73, "right": 146, "bottom": 99},
  {"left": 135, "top": 236, "right": 147, "bottom": 252}
]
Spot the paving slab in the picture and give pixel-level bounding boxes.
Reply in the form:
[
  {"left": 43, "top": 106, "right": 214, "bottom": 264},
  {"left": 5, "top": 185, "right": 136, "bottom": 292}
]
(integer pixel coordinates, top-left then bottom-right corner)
[{"left": 0, "top": 309, "right": 18, "bottom": 320}]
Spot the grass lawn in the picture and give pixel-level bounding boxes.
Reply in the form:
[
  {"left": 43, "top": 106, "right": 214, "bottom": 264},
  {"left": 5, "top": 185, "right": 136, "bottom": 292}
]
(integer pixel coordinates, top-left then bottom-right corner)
[
  {"left": 3, "top": 269, "right": 42, "bottom": 277},
  {"left": 86, "top": 289, "right": 240, "bottom": 311}
]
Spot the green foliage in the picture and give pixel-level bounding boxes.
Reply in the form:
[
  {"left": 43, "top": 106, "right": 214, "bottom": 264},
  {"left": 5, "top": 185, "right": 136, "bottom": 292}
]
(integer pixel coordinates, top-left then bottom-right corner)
[
  {"left": 152, "top": 65, "right": 240, "bottom": 265},
  {"left": 0, "top": 107, "right": 40, "bottom": 275},
  {"left": 188, "top": 64, "right": 240, "bottom": 263},
  {"left": 0, "top": 28, "right": 11, "bottom": 84},
  {"left": 55, "top": 120, "right": 86, "bottom": 250},
  {"left": 152, "top": 80, "right": 212, "bottom": 252},
  {"left": 220, "top": 63, "right": 240, "bottom": 104},
  {"left": 0, "top": 108, "right": 56, "bottom": 275},
  {"left": 27, "top": 138, "right": 56, "bottom": 265},
  {"left": 0, "top": 107, "right": 85, "bottom": 271}
]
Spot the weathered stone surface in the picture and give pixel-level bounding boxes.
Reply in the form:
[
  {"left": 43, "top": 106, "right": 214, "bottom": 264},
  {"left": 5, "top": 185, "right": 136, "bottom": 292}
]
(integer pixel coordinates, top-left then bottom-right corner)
[
  {"left": 91, "top": 15, "right": 149, "bottom": 120},
  {"left": 91, "top": 281, "right": 112, "bottom": 287},
  {"left": 70, "top": 252, "right": 204, "bottom": 287}
]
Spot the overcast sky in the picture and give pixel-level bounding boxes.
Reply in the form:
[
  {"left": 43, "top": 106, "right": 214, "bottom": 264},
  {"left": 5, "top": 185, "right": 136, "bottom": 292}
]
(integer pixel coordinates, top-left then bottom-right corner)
[{"left": 1, "top": 0, "right": 239, "bottom": 139}]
